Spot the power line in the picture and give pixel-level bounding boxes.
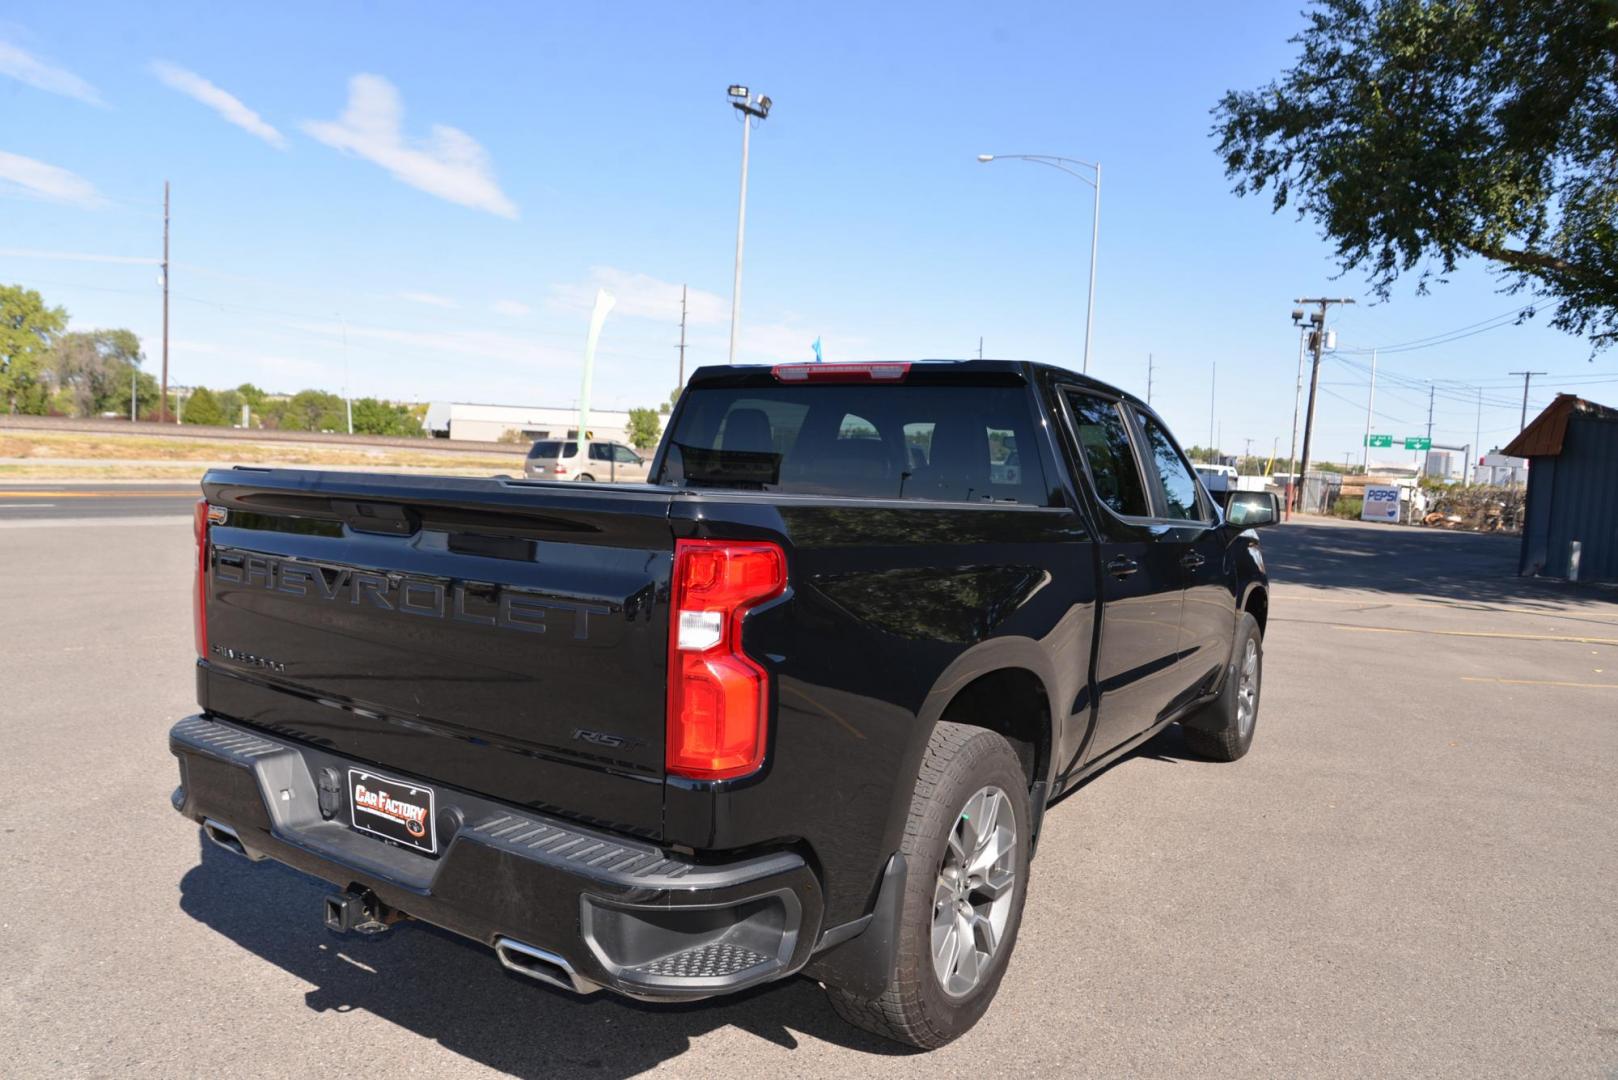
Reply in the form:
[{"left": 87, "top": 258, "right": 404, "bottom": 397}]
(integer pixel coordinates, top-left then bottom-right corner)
[{"left": 1336, "top": 302, "right": 1547, "bottom": 355}]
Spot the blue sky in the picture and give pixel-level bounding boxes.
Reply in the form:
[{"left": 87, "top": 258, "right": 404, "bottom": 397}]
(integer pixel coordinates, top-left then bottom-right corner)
[{"left": 3, "top": 1, "right": 1614, "bottom": 464}]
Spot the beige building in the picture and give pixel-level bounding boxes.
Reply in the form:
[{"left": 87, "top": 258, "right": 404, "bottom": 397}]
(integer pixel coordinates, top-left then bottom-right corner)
[{"left": 425, "top": 402, "right": 666, "bottom": 445}]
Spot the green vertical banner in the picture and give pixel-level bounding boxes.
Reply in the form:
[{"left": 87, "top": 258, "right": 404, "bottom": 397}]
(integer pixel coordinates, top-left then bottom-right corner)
[{"left": 577, "top": 288, "right": 616, "bottom": 461}]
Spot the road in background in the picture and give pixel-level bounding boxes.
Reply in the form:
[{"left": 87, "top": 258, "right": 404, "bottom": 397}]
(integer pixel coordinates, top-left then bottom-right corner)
[
  {"left": 1, "top": 516, "right": 1614, "bottom": 1077},
  {"left": 0, "top": 482, "right": 199, "bottom": 521}
]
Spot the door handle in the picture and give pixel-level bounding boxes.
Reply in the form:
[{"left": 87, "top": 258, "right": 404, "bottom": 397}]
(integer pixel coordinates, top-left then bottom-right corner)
[
  {"left": 1180, "top": 552, "right": 1207, "bottom": 570},
  {"left": 1106, "top": 555, "right": 1139, "bottom": 579}
]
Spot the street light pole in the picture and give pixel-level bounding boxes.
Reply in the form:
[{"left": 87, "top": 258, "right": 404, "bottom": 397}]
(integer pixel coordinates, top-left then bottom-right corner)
[
  {"left": 727, "top": 86, "right": 771, "bottom": 365},
  {"left": 977, "top": 153, "right": 1101, "bottom": 373}
]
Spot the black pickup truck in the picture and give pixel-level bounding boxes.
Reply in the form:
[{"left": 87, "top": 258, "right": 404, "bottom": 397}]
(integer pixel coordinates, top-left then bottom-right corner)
[{"left": 170, "top": 359, "right": 1276, "bottom": 1048}]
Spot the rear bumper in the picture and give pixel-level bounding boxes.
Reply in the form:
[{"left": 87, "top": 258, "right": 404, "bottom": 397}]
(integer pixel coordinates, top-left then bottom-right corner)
[{"left": 169, "top": 715, "right": 823, "bottom": 1001}]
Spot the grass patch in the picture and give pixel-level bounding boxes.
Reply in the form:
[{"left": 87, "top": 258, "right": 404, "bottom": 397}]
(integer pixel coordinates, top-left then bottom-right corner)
[{"left": 0, "top": 431, "right": 519, "bottom": 471}]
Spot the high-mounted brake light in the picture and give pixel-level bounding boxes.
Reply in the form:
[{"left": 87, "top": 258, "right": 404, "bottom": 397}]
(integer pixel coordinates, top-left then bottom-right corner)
[
  {"left": 193, "top": 500, "right": 221, "bottom": 658},
  {"left": 771, "top": 362, "right": 911, "bottom": 384},
  {"left": 666, "top": 539, "right": 786, "bottom": 780}
]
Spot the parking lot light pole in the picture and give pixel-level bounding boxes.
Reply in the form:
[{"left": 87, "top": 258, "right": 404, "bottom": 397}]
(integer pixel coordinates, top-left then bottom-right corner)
[
  {"left": 977, "top": 153, "right": 1101, "bottom": 374},
  {"left": 727, "top": 86, "right": 772, "bottom": 365}
]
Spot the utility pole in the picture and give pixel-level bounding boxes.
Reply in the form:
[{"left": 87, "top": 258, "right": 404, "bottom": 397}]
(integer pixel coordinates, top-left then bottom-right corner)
[
  {"left": 1509, "top": 370, "right": 1545, "bottom": 432},
  {"left": 1243, "top": 437, "right": 1253, "bottom": 472},
  {"left": 1208, "top": 361, "right": 1216, "bottom": 457},
  {"left": 1473, "top": 387, "right": 1483, "bottom": 485},
  {"left": 1421, "top": 383, "right": 1434, "bottom": 475},
  {"left": 1284, "top": 321, "right": 1307, "bottom": 520},
  {"left": 676, "top": 284, "right": 688, "bottom": 390},
  {"left": 160, "top": 180, "right": 170, "bottom": 424},
  {"left": 1294, "top": 296, "right": 1355, "bottom": 514},
  {"left": 1147, "top": 353, "right": 1154, "bottom": 404},
  {"left": 978, "top": 337, "right": 984, "bottom": 360},
  {"left": 1362, "top": 348, "right": 1377, "bottom": 473},
  {"left": 130, "top": 366, "right": 137, "bottom": 423},
  {"left": 726, "top": 86, "right": 772, "bottom": 364}
]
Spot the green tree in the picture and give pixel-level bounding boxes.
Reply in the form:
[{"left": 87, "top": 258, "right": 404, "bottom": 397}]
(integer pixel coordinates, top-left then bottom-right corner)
[
  {"left": 1213, "top": 0, "right": 1618, "bottom": 343},
  {"left": 47, "top": 329, "right": 144, "bottom": 417},
  {"left": 215, "top": 387, "right": 245, "bottom": 425},
  {"left": 112, "top": 369, "right": 160, "bottom": 420},
  {"left": 181, "top": 386, "right": 227, "bottom": 425},
  {"left": 0, "top": 285, "right": 67, "bottom": 414},
  {"left": 627, "top": 406, "right": 662, "bottom": 449},
  {"left": 279, "top": 389, "right": 347, "bottom": 432},
  {"left": 351, "top": 397, "right": 424, "bottom": 436}
]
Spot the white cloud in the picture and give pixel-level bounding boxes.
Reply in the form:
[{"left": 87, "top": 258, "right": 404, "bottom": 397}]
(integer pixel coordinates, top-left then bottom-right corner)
[
  {"left": 0, "top": 151, "right": 104, "bottom": 208},
  {"left": 492, "top": 299, "right": 532, "bottom": 317},
  {"left": 549, "top": 268, "right": 726, "bottom": 325},
  {"left": 0, "top": 247, "right": 153, "bottom": 264},
  {"left": 0, "top": 40, "right": 104, "bottom": 106},
  {"left": 398, "top": 290, "right": 458, "bottom": 309},
  {"left": 302, "top": 74, "right": 517, "bottom": 219},
  {"left": 150, "top": 61, "right": 287, "bottom": 149}
]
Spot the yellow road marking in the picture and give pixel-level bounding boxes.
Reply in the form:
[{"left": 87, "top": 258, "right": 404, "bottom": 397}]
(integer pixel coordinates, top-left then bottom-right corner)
[
  {"left": 0, "top": 489, "right": 195, "bottom": 498},
  {"left": 1461, "top": 676, "right": 1618, "bottom": 690},
  {"left": 1326, "top": 623, "right": 1618, "bottom": 647}
]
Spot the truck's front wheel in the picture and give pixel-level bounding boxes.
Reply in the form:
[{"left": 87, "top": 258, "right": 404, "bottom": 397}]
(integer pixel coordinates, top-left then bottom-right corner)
[{"left": 825, "top": 721, "right": 1031, "bottom": 1048}]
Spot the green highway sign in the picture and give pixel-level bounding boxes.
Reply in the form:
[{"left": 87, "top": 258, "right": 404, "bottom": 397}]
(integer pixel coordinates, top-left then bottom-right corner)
[
  {"left": 1365, "top": 434, "right": 1394, "bottom": 447},
  {"left": 1404, "top": 436, "right": 1432, "bottom": 450}
]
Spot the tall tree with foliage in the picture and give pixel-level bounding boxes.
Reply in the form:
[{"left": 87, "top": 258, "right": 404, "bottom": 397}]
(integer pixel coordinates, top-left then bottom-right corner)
[
  {"left": 0, "top": 285, "right": 67, "bottom": 414},
  {"left": 48, "top": 329, "right": 145, "bottom": 417},
  {"left": 351, "top": 397, "right": 424, "bottom": 436},
  {"left": 627, "top": 407, "right": 662, "bottom": 449},
  {"left": 1213, "top": 0, "right": 1618, "bottom": 344},
  {"left": 278, "top": 389, "right": 348, "bottom": 432},
  {"left": 181, "top": 386, "right": 227, "bottom": 425}
]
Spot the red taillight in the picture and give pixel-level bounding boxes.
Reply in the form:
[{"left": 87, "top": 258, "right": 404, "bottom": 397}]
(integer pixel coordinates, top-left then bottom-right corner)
[
  {"left": 553, "top": 465, "right": 568, "bottom": 476},
  {"left": 667, "top": 539, "right": 786, "bottom": 780},
  {"left": 771, "top": 362, "right": 911, "bottom": 383},
  {"left": 193, "top": 499, "right": 210, "bottom": 658}
]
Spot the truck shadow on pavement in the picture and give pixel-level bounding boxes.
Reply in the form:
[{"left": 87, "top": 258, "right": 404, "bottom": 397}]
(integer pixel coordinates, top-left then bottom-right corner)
[
  {"left": 178, "top": 836, "right": 915, "bottom": 1077},
  {"left": 1263, "top": 518, "right": 1613, "bottom": 611}
]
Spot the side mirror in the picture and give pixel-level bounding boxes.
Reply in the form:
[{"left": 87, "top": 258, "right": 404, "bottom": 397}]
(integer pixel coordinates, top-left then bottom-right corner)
[{"left": 1225, "top": 490, "right": 1279, "bottom": 528}]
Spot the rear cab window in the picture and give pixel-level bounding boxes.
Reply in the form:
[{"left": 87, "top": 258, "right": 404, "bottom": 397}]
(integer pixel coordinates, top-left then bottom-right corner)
[
  {"left": 660, "top": 376, "right": 1050, "bottom": 504},
  {"left": 527, "top": 440, "right": 577, "bottom": 459}
]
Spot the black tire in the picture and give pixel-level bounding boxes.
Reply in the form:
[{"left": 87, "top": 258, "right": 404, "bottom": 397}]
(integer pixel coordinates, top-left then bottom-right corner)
[
  {"left": 1180, "top": 611, "right": 1263, "bottom": 762},
  {"left": 574, "top": 473, "right": 595, "bottom": 482},
  {"left": 825, "top": 721, "right": 1032, "bottom": 1049}
]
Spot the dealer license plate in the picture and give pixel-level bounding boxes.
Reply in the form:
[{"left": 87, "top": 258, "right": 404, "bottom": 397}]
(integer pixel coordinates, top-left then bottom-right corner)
[{"left": 348, "top": 769, "right": 437, "bottom": 855}]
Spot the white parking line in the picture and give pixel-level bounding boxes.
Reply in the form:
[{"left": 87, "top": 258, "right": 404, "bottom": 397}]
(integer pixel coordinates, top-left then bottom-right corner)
[{"left": 0, "top": 503, "right": 56, "bottom": 508}]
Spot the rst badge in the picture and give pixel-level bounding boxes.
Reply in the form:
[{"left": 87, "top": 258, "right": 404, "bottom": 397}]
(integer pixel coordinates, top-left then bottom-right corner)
[{"left": 348, "top": 769, "right": 437, "bottom": 855}]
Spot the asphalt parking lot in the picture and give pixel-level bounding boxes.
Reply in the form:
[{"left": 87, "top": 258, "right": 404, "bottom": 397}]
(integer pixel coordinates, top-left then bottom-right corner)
[{"left": 2, "top": 508, "right": 1614, "bottom": 1078}]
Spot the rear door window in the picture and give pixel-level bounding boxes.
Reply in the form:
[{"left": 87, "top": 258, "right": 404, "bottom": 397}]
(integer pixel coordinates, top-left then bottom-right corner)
[
  {"left": 1062, "top": 390, "right": 1150, "bottom": 518},
  {"left": 1134, "top": 411, "right": 1207, "bottom": 521},
  {"left": 663, "top": 382, "right": 1049, "bottom": 504}
]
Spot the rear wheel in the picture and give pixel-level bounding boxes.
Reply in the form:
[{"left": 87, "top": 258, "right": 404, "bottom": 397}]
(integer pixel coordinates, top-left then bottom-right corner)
[
  {"left": 1180, "top": 612, "right": 1262, "bottom": 761},
  {"left": 825, "top": 721, "right": 1031, "bottom": 1048},
  {"left": 574, "top": 473, "right": 595, "bottom": 482}
]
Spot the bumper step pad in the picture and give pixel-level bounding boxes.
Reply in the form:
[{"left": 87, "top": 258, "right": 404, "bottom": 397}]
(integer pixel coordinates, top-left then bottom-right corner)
[{"left": 633, "top": 941, "right": 771, "bottom": 980}]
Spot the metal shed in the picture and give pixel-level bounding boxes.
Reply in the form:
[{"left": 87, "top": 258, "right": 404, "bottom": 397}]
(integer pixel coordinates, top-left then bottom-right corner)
[{"left": 1504, "top": 394, "right": 1618, "bottom": 582}]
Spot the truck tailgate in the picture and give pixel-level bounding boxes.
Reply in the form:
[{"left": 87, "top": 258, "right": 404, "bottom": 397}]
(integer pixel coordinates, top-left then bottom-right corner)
[{"left": 197, "top": 469, "right": 673, "bottom": 838}]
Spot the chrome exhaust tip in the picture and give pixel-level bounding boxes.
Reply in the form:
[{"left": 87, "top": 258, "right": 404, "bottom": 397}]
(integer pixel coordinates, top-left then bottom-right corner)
[
  {"left": 494, "top": 937, "right": 598, "bottom": 994},
  {"left": 201, "top": 819, "right": 264, "bottom": 861}
]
